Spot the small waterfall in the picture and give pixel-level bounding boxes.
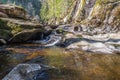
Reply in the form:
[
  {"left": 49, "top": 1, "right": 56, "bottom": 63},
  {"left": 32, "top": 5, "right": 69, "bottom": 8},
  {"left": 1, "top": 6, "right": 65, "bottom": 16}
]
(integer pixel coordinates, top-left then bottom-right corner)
[
  {"left": 33, "top": 30, "right": 62, "bottom": 47},
  {"left": 33, "top": 34, "right": 62, "bottom": 47}
]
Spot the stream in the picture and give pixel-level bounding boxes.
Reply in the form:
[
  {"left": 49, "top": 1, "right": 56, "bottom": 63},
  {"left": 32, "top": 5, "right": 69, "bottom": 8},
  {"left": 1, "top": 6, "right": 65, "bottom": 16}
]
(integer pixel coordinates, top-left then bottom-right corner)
[
  {"left": 0, "top": 25, "right": 120, "bottom": 80},
  {"left": 0, "top": 42, "right": 120, "bottom": 80},
  {"left": 0, "top": 0, "right": 120, "bottom": 80}
]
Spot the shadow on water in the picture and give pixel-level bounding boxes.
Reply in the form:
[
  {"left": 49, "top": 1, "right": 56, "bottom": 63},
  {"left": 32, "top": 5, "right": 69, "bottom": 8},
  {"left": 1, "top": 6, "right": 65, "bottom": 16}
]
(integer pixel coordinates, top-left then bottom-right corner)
[{"left": 42, "top": 47, "right": 120, "bottom": 80}]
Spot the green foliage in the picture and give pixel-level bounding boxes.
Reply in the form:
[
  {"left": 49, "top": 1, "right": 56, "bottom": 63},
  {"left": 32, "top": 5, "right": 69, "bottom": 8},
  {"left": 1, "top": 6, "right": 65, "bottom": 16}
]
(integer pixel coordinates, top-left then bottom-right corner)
[
  {"left": 7, "top": 22, "right": 23, "bottom": 34},
  {"left": 0, "top": 19, "right": 23, "bottom": 34},
  {"left": 40, "top": 0, "right": 69, "bottom": 23},
  {"left": 40, "top": 1, "right": 49, "bottom": 23}
]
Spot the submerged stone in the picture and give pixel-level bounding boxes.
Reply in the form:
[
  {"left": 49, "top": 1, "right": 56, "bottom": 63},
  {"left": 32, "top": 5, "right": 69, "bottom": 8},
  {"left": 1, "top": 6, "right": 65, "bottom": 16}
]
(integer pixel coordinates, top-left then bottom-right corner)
[{"left": 2, "top": 64, "right": 47, "bottom": 80}]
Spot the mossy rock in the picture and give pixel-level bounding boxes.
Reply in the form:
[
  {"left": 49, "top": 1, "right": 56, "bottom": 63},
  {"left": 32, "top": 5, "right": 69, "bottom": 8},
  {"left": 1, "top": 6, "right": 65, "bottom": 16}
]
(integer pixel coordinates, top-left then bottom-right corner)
[
  {"left": 0, "top": 4, "right": 44, "bottom": 44},
  {"left": 0, "top": 17, "right": 44, "bottom": 43},
  {"left": 9, "top": 29, "right": 43, "bottom": 43}
]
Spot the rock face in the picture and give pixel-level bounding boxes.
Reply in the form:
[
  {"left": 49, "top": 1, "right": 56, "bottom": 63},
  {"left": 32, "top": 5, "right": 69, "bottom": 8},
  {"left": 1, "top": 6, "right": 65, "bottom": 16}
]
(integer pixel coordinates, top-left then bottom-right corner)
[
  {"left": 0, "top": 4, "right": 44, "bottom": 44},
  {"left": 1, "top": 0, "right": 120, "bottom": 26},
  {"left": 37, "top": 0, "right": 120, "bottom": 28},
  {"left": 81, "top": 0, "right": 120, "bottom": 34}
]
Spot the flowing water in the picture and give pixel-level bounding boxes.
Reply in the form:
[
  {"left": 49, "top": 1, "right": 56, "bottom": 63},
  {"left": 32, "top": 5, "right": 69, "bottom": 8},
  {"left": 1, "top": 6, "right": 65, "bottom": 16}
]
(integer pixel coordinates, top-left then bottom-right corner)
[
  {"left": 0, "top": 0, "right": 120, "bottom": 79},
  {"left": 0, "top": 43, "right": 120, "bottom": 80}
]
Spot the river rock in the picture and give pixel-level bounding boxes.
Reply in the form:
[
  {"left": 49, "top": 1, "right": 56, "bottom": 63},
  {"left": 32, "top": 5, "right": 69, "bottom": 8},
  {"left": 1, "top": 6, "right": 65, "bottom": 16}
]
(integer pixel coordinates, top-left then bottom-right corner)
[
  {"left": 2, "top": 64, "right": 41, "bottom": 80},
  {"left": 84, "top": 43, "right": 114, "bottom": 54},
  {"left": 66, "top": 39, "right": 120, "bottom": 54},
  {"left": 2, "top": 64, "right": 50, "bottom": 80}
]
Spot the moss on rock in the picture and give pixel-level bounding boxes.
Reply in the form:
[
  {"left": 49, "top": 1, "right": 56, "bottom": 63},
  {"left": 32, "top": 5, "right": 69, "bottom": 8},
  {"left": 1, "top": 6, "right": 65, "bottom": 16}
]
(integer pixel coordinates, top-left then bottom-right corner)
[
  {"left": 7, "top": 22, "right": 23, "bottom": 34},
  {"left": 0, "top": 17, "right": 43, "bottom": 41}
]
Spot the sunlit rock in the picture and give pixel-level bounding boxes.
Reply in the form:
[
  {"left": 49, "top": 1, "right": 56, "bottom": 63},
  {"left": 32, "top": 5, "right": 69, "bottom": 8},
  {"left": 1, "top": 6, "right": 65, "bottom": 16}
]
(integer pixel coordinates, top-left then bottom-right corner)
[
  {"left": 66, "top": 38, "right": 120, "bottom": 54},
  {"left": 3, "top": 64, "right": 42, "bottom": 80},
  {"left": 0, "top": 18, "right": 44, "bottom": 43}
]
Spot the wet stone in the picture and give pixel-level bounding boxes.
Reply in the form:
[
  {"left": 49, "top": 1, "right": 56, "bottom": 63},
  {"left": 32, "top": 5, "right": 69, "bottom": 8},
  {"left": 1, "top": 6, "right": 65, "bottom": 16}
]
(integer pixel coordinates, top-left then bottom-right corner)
[{"left": 3, "top": 64, "right": 50, "bottom": 80}]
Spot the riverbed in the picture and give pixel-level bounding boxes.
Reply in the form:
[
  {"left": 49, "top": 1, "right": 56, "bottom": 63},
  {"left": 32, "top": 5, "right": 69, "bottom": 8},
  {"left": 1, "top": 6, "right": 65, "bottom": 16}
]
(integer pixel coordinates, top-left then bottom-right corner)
[{"left": 0, "top": 43, "right": 120, "bottom": 80}]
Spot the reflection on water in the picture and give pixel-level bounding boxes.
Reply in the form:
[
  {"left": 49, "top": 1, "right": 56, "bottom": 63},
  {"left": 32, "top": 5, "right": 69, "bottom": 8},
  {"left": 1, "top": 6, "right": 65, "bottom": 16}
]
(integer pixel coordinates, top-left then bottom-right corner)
[
  {"left": 45, "top": 48, "right": 120, "bottom": 80},
  {"left": 0, "top": 45, "right": 120, "bottom": 80}
]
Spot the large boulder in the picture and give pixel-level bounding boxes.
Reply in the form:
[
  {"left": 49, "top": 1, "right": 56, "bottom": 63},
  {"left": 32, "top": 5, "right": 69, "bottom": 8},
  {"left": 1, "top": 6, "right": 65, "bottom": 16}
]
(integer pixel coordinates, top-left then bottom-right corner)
[
  {"left": 66, "top": 39, "right": 120, "bottom": 54},
  {"left": 0, "top": 4, "right": 27, "bottom": 19},
  {"left": 3, "top": 64, "right": 50, "bottom": 80},
  {"left": 0, "top": 4, "right": 44, "bottom": 44},
  {"left": 9, "top": 29, "right": 44, "bottom": 43},
  {"left": 0, "top": 18, "right": 44, "bottom": 43}
]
